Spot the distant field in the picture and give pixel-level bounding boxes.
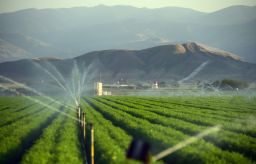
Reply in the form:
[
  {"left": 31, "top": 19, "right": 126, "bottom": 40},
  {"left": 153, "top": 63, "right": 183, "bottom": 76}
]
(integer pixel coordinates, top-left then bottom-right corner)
[{"left": 0, "top": 96, "right": 256, "bottom": 164}]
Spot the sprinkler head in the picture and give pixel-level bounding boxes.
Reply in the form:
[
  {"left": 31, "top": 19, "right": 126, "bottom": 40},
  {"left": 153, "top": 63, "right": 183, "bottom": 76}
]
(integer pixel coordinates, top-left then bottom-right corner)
[{"left": 126, "top": 139, "right": 150, "bottom": 163}]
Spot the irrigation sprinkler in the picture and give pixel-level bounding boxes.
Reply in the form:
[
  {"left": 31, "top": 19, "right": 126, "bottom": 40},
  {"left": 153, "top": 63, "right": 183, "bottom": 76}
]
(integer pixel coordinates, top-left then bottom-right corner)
[
  {"left": 126, "top": 139, "right": 150, "bottom": 164},
  {"left": 126, "top": 125, "right": 221, "bottom": 163},
  {"left": 152, "top": 125, "right": 221, "bottom": 162},
  {"left": 90, "top": 123, "right": 94, "bottom": 164}
]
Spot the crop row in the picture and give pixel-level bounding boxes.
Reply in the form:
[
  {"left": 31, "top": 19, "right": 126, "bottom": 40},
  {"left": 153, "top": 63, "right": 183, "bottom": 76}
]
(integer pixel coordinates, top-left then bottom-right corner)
[
  {"left": 144, "top": 96, "right": 256, "bottom": 112},
  {"left": 96, "top": 97, "right": 256, "bottom": 161},
  {"left": 121, "top": 96, "right": 252, "bottom": 126},
  {"left": 0, "top": 97, "right": 31, "bottom": 113},
  {"left": 0, "top": 103, "right": 37, "bottom": 126},
  {"left": 21, "top": 107, "right": 84, "bottom": 164},
  {"left": 0, "top": 102, "right": 60, "bottom": 163},
  {"left": 85, "top": 97, "right": 252, "bottom": 164},
  {"left": 104, "top": 96, "right": 245, "bottom": 127},
  {"left": 81, "top": 99, "right": 132, "bottom": 164},
  {"left": 116, "top": 96, "right": 250, "bottom": 120},
  {"left": 109, "top": 96, "right": 256, "bottom": 137}
]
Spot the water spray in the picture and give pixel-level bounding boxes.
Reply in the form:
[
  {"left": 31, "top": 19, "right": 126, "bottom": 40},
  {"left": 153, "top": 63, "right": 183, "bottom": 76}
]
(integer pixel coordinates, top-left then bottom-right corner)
[
  {"left": 1, "top": 59, "right": 95, "bottom": 112},
  {"left": 0, "top": 75, "right": 76, "bottom": 111},
  {"left": 31, "top": 61, "right": 77, "bottom": 103},
  {"left": 179, "top": 61, "right": 210, "bottom": 83},
  {"left": 152, "top": 125, "right": 221, "bottom": 161},
  {"left": 0, "top": 84, "right": 80, "bottom": 122},
  {"left": 38, "top": 60, "right": 97, "bottom": 109},
  {"left": 45, "top": 62, "right": 78, "bottom": 102},
  {"left": 126, "top": 125, "right": 221, "bottom": 163}
]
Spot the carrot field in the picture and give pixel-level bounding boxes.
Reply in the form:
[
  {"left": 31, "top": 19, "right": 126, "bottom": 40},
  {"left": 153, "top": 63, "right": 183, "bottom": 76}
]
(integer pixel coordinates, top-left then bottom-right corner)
[{"left": 0, "top": 96, "right": 256, "bottom": 164}]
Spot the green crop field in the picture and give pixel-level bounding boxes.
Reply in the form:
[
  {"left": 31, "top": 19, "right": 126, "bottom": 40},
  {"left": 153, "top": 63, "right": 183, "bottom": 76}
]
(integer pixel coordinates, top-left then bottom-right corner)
[{"left": 0, "top": 96, "right": 256, "bottom": 164}]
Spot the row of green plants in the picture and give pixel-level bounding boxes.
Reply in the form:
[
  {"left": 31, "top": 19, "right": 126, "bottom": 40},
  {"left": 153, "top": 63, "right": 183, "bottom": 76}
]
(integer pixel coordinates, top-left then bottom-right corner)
[
  {"left": 21, "top": 107, "right": 84, "bottom": 164},
  {"left": 81, "top": 100, "right": 132, "bottom": 164},
  {"left": 105, "top": 96, "right": 244, "bottom": 125},
  {"left": 0, "top": 97, "right": 30, "bottom": 113},
  {"left": 138, "top": 97, "right": 256, "bottom": 137},
  {"left": 21, "top": 109, "right": 68, "bottom": 163},
  {"left": 97, "top": 97, "right": 256, "bottom": 161},
  {"left": 0, "top": 99, "right": 57, "bottom": 140},
  {"left": 120, "top": 96, "right": 249, "bottom": 120},
  {"left": 0, "top": 101, "right": 58, "bottom": 163},
  {"left": 147, "top": 96, "right": 256, "bottom": 111},
  {"left": 1, "top": 96, "right": 254, "bottom": 163},
  {"left": 113, "top": 96, "right": 256, "bottom": 137},
  {"left": 126, "top": 96, "right": 252, "bottom": 128},
  {"left": 85, "top": 97, "right": 252, "bottom": 164},
  {"left": 0, "top": 96, "right": 27, "bottom": 106},
  {"left": 0, "top": 103, "right": 39, "bottom": 127}
]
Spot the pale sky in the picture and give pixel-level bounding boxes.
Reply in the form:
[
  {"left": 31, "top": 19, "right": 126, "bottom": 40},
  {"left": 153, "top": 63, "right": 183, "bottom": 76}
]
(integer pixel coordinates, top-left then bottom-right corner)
[{"left": 0, "top": 0, "right": 256, "bottom": 13}]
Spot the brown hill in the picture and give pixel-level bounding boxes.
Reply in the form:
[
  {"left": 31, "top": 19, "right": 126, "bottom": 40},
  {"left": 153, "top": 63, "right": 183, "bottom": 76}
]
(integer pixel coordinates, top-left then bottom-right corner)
[{"left": 0, "top": 43, "right": 255, "bottom": 84}]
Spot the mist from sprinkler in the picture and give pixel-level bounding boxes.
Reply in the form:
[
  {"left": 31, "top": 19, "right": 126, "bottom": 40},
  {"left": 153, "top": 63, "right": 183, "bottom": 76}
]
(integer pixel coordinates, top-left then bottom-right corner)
[
  {"left": 0, "top": 59, "right": 99, "bottom": 122},
  {"left": 0, "top": 83, "right": 80, "bottom": 122},
  {"left": 179, "top": 61, "right": 210, "bottom": 83},
  {"left": 67, "top": 61, "right": 97, "bottom": 108},
  {"left": 153, "top": 125, "right": 221, "bottom": 162},
  {"left": 0, "top": 75, "right": 75, "bottom": 111},
  {"left": 30, "top": 59, "right": 96, "bottom": 109},
  {"left": 31, "top": 61, "right": 77, "bottom": 103},
  {"left": 0, "top": 58, "right": 98, "bottom": 120}
]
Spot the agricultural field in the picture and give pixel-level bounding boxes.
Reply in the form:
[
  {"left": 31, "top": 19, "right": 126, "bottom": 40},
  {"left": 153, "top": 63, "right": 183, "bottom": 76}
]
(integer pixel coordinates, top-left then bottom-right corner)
[{"left": 0, "top": 96, "right": 256, "bottom": 164}]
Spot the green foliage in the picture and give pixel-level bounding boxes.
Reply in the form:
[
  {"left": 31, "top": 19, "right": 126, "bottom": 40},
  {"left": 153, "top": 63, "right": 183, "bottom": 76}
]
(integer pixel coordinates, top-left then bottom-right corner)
[
  {"left": 81, "top": 101, "right": 132, "bottom": 164},
  {"left": 0, "top": 99, "right": 57, "bottom": 163},
  {"left": 85, "top": 97, "right": 255, "bottom": 163},
  {"left": 0, "top": 96, "right": 255, "bottom": 164},
  {"left": 21, "top": 108, "right": 83, "bottom": 164},
  {"left": 101, "top": 96, "right": 256, "bottom": 161},
  {"left": 0, "top": 97, "right": 83, "bottom": 164}
]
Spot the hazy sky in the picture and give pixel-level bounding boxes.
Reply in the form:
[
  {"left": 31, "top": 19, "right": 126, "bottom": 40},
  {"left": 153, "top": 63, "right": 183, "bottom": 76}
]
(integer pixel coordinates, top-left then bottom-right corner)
[{"left": 0, "top": 0, "right": 256, "bottom": 13}]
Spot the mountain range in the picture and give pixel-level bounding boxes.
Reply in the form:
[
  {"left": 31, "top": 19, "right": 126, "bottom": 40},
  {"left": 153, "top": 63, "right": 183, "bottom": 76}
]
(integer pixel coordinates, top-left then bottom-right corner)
[
  {"left": 0, "top": 43, "right": 255, "bottom": 87},
  {"left": 0, "top": 5, "right": 255, "bottom": 63}
]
